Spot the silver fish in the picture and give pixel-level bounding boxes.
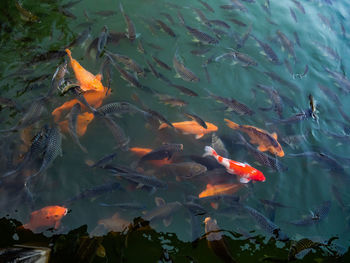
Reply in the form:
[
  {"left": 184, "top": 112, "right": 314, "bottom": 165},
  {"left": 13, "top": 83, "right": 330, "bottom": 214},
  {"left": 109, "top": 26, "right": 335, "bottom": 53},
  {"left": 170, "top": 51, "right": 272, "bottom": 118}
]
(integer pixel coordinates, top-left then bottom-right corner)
[
  {"left": 103, "top": 116, "right": 129, "bottom": 150},
  {"left": 119, "top": 2, "right": 137, "bottom": 41},
  {"left": 251, "top": 35, "right": 280, "bottom": 64},
  {"left": 173, "top": 52, "right": 200, "bottom": 82},
  {"left": 185, "top": 25, "right": 219, "bottom": 45}
]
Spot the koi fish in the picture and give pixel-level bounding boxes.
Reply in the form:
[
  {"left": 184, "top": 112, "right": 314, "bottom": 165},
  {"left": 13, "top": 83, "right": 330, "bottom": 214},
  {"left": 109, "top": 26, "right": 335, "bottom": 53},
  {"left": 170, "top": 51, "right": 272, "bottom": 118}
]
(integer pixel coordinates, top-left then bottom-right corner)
[
  {"left": 204, "top": 146, "right": 265, "bottom": 183},
  {"left": 199, "top": 183, "right": 244, "bottom": 198},
  {"left": 65, "top": 49, "right": 104, "bottom": 91},
  {"left": 130, "top": 147, "right": 172, "bottom": 166},
  {"left": 224, "top": 118, "right": 284, "bottom": 157},
  {"left": 22, "top": 206, "right": 67, "bottom": 232},
  {"left": 159, "top": 121, "right": 218, "bottom": 139}
]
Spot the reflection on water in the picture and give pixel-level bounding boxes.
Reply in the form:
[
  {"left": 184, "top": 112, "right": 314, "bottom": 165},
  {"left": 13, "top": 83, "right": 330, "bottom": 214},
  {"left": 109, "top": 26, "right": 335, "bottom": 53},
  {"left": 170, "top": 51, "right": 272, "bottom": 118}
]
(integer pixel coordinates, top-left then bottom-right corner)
[{"left": 1, "top": 0, "right": 350, "bottom": 261}]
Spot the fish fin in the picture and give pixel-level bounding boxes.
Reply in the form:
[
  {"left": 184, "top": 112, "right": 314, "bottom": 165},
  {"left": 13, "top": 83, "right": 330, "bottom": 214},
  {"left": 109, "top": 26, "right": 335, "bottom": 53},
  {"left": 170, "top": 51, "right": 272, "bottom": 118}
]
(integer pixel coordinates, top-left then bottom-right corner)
[
  {"left": 210, "top": 202, "right": 219, "bottom": 210},
  {"left": 258, "top": 145, "right": 267, "bottom": 152},
  {"left": 54, "top": 221, "right": 61, "bottom": 229},
  {"left": 159, "top": 123, "right": 169, "bottom": 130},
  {"left": 163, "top": 216, "right": 173, "bottom": 227},
  {"left": 272, "top": 132, "right": 278, "bottom": 139},
  {"left": 65, "top": 49, "right": 72, "bottom": 60},
  {"left": 195, "top": 134, "right": 204, "bottom": 139},
  {"left": 136, "top": 183, "right": 144, "bottom": 189},
  {"left": 95, "top": 74, "right": 102, "bottom": 81},
  {"left": 224, "top": 118, "right": 239, "bottom": 129},
  {"left": 239, "top": 177, "right": 250, "bottom": 184},
  {"left": 155, "top": 197, "right": 166, "bottom": 207}
]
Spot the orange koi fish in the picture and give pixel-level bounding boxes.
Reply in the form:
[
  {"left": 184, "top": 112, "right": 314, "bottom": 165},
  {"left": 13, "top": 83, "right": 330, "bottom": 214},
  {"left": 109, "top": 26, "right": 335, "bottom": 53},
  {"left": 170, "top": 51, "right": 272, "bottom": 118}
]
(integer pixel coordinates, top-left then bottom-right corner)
[
  {"left": 22, "top": 206, "right": 67, "bottom": 232},
  {"left": 204, "top": 146, "right": 265, "bottom": 183},
  {"left": 59, "top": 112, "right": 94, "bottom": 136},
  {"left": 65, "top": 49, "right": 104, "bottom": 92},
  {"left": 199, "top": 183, "right": 243, "bottom": 198},
  {"left": 159, "top": 120, "right": 218, "bottom": 139},
  {"left": 130, "top": 147, "right": 172, "bottom": 166},
  {"left": 224, "top": 118, "right": 284, "bottom": 157}
]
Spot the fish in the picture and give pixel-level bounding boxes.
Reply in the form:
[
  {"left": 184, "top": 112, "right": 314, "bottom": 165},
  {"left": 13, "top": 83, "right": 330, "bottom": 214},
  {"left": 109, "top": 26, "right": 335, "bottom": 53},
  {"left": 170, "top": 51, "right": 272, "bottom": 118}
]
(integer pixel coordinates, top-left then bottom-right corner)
[
  {"left": 231, "top": 0, "right": 248, "bottom": 12},
  {"left": 290, "top": 8, "right": 297, "bottom": 23},
  {"left": 51, "top": 61, "right": 68, "bottom": 95},
  {"left": 160, "top": 162, "right": 207, "bottom": 180},
  {"left": 288, "top": 239, "right": 322, "bottom": 261},
  {"left": 276, "top": 30, "right": 296, "bottom": 62},
  {"left": 264, "top": 71, "right": 300, "bottom": 92},
  {"left": 63, "top": 182, "right": 122, "bottom": 205},
  {"left": 97, "top": 25, "right": 109, "bottom": 59},
  {"left": 318, "top": 13, "right": 333, "bottom": 31},
  {"left": 184, "top": 112, "right": 207, "bottom": 129},
  {"left": 293, "top": 31, "right": 301, "bottom": 47},
  {"left": 29, "top": 50, "right": 66, "bottom": 64},
  {"left": 288, "top": 152, "right": 344, "bottom": 172},
  {"left": 130, "top": 147, "right": 173, "bottom": 166},
  {"left": 159, "top": 121, "right": 218, "bottom": 139},
  {"left": 190, "top": 47, "right": 212, "bottom": 56},
  {"left": 169, "top": 83, "right": 198, "bottom": 97},
  {"left": 244, "top": 205, "right": 289, "bottom": 241},
  {"left": 259, "top": 199, "right": 293, "bottom": 209},
  {"left": 289, "top": 201, "right": 332, "bottom": 226},
  {"left": 256, "top": 84, "right": 283, "bottom": 118},
  {"left": 68, "top": 103, "right": 88, "bottom": 153},
  {"left": 22, "top": 206, "right": 67, "bottom": 232},
  {"left": 139, "top": 143, "right": 183, "bottom": 163},
  {"left": 119, "top": 2, "right": 138, "bottom": 41},
  {"left": 94, "top": 10, "right": 117, "bottom": 16},
  {"left": 99, "top": 202, "right": 146, "bottom": 210},
  {"left": 152, "top": 55, "right": 172, "bottom": 71},
  {"left": 102, "top": 116, "right": 129, "bottom": 150},
  {"left": 209, "top": 19, "right": 230, "bottom": 29},
  {"left": 143, "top": 197, "right": 182, "bottom": 227},
  {"left": 203, "top": 146, "right": 265, "bottom": 183},
  {"left": 199, "top": 1, "right": 215, "bottom": 13},
  {"left": 155, "top": 19, "right": 176, "bottom": 37},
  {"left": 96, "top": 101, "right": 145, "bottom": 117},
  {"left": 228, "top": 18, "right": 247, "bottom": 27},
  {"left": 65, "top": 49, "right": 104, "bottom": 91},
  {"left": 96, "top": 212, "right": 130, "bottom": 232},
  {"left": 224, "top": 118, "right": 284, "bottom": 157},
  {"left": 137, "top": 39, "right": 146, "bottom": 54},
  {"left": 204, "top": 217, "right": 237, "bottom": 263},
  {"left": 205, "top": 89, "right": 254, "bottom": 116},
  {"left": 88, "top": 152, "right": 118, "bottom": 168},
  {"left": 291, "top": 0, "right": 305, "bottom": 14},
  {"left": 250, "top": 35, "right": 280, "bottom": 64},
  {"left": 203, "top": 64, "right": 211, "bottom": 83},
  {"left": 312, "top": 41, "right": 340, "bottom": 61},
  {"left": 15, "top": 1, "right": 39, "bottom": 22},
  {"left": 237, "top": 133, "right": 287, "bottom": 172},
  {"left": 211, "top": 134, "right": 229, "bottom": 158},
  {"left": 193, "top": 8, "right": 211, "bottom": 26},
  {"left": 185, "top": 25, "right": 219, "bottom": 45},
  {"left": 156, "top": 94, "right": 187, "bottom": 107},
  {"left": 284, "top": 59, "right": 293, "bottom": 75},
  {"left": 173, "top": 52, "right": 200, "bottom": 82},
  {"left": 324, "top": 67, "right": 350, "bottom": 93},
  {"left": 199, "top": 183, "right": 244, "bottom": 198},
  {"left": 160, "top": 12, "right": 175, "bottom": 25},
  {"left": 215, "top": 50, "right": 258, "bottom": 67},
  {"left": 237, "top": 24, "right": 252, "bottom": 49},
  {"left": 146, "top": 60, "right": 160, "bottom": 78},
  {"left": 177, "top": 10, "right": 185, "bottom": 25},
  {"left": 106, "top": 51, "right": 144, "bottom": 76}
]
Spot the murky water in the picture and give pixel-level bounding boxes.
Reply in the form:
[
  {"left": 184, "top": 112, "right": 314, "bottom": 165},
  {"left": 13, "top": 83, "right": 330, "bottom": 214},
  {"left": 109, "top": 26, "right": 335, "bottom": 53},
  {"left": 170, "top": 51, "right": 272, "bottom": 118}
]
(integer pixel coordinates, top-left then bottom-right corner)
[{"left": 1, "top": 0, "right": 350, "bottom": 261}]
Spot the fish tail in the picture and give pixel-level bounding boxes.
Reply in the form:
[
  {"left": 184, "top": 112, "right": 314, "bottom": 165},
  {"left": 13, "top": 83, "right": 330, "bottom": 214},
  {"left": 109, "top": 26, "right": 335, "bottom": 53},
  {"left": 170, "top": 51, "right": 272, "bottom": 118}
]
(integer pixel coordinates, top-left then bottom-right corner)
[
  {"left": 65, "top": 49, "right": 73, "bottom": 61},
  {"left": 224, "top": 118, "right": 239, "bottom": 130},
  {"left": 203, "top": 146, "right": 217, "bottom": 157},
  {"left": 159, "top": 123, "right": 169, "bottom": 130}
]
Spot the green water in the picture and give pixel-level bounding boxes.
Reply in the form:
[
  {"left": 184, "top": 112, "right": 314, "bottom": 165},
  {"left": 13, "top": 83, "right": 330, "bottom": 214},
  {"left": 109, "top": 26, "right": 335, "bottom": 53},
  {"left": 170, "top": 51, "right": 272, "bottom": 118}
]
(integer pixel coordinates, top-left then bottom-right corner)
[{"left": 1, "top": 0, "right": 350, "bottom": 261}]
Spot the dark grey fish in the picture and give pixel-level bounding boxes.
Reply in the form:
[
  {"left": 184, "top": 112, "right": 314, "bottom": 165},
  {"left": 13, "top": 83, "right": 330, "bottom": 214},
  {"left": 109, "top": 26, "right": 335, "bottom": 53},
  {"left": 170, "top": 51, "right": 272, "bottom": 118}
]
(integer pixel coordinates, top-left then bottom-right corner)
[
  {"left": 228, "top": 18, "right": 246, "bottom": 27},
  {"left": 161, "top": 162, "right": 207, "bottom": 179},
  {"left": 68, "top": 103, "right": 87, "bottom": 153},
  {"left": 97, "top": 101, "right": 144, "bottom": 116},
  {"left": 264, "top": 71, "right": 300, "bottom": 92},
  {"left": 140, "top": 144, "right": 183, "bottom": 162},
  {"left": 59, "top": 7, "right": 77, "bottom": 19},
  {"left": 290, "top": 8, "right": 297, "bottom": 23},
  {"left": 156, "top": 94, "right": 187, "bottom": 107},
  {"left": 173, "top": 52, "right": 200, "bottom": 82},
  {"left": 63, "top": 182, "right": 122, "bottom": 205},
  {"left": 340, "top": 22, "right": 346, "bottom": 38},
  {"left": 66, "top": 26, "right": 91, "bottom": 49},
  {"left": 291, "top": 0, "right": 305, "bottom": 14},
  {"left": 97, "top": 25, "right": 108, "bottom": 58},
  {"left": 237, "top": 24, "right": 252, "bottom": 49},
  {"left": 301, "top": 64, "right": 308, "bottom": 77},
  {"left": 256, "top": 84, "right": 283, "bottom": 118},
  {"left": 185, "top": 26, "right": 219, "bottom": 45},
  {"left": 284, "top": 59, "right": 293, "bottom": 75},
  {"left": 99, "top": 202, "right": 146, "bottom": 210},
  {"left": 276, "top": 30, "right": 296, "bottom": 62},
  {"left": 203, "top": 64, "right": 211, "bottom": 83},
  {"left": 50, "top": 61, "right": 68, "bottom": 96},
  {"left": 119, "top": 2, "right": 137, "bottom": 41},
  {"left": 215, "top": 50, "right": 258, "bottom": 67},
  {"left": 146, "top": 60, "right": 160, "bottom": 78},
  {"left": 62, "top": 0, "right": 82, "bottom": 8},
  {"left": 289, "top": 201, "right": 332, "bottom": 226},
  {"left": 137, "top": 39, "right": 146, "bottom": 54},
  {"left": 29, "top": 50, "right": 66, "bottom": 64},
  {"left": 231, "top": 0, "right": 248, "bottom": 12},
  {"left": 244, "top": 205, "right": 289, "bottom": 241},
  {"left": 184, "top": 112, "right": 207, "bottom": 129},
  {"left": 259, "top": 199, "right": 293, "bottom": 209},
  {"left": 193, "top": 8, "right": 211, "bottom": 26},
  {"left": 169, "top": 83, "right": 198, "bottom": 96},
  {"left": 293, "top": 31, "right": 301, "bottom": 47},
  {"left": 106, "top": 51, "right": 144, "bottom": 76},
  {"left": 143, "top": 197, "right": 182, "bottom": 226},
  {"left": 108, "top": 31, "right": 127, "bottom": 44},
  {"left": 160, "top": 12, "right": 175, "bottom": 25},
  {"left": 211, "top": 134, "right": 229, "bottom": 158},
  {"left": 209, "top": 19, "right": 230, "bottom": 29},
  {"left": 103, "top": 116, "right": 129, "bottom": 150},
  {"left": 94, "top": 10, "right": 117, "bottom": 16},
  {"left": 152, "top": 55, "right": 172, "bottom": 71},
  {"left": 251, "top": 35, "right": 280, "bottom": 64},
  {"left": 289, "top": 152, "right": 344, "bottom": 172},
  {"left": 199, "top": 0, "right": 215, "bottom": 13},
  {"left": 324, "top": 67, "right": 350, "bottom": 93},
  {"left": 205, "top": 89, "right": 254, "bottom": 116},
  {"left": 184, "top": 201, "right": 207, "bottom": 215},
  {"left": 318, "top": 13, "right": 333, "bottom": 31},
  {"left": 89, "top": 152, "right": 118, "bottom": 168},
  {"left": 313, "top": 42, "right": 340, "bottom": 61},
  {"left": 177, "top": 10, "right": 185, "bottom": 25},
  {"left": 155, "top": 19, "right": 176, "bottom": 37},
  {"left": 190, "top": 47, "right": 212, "bottom": 56}
]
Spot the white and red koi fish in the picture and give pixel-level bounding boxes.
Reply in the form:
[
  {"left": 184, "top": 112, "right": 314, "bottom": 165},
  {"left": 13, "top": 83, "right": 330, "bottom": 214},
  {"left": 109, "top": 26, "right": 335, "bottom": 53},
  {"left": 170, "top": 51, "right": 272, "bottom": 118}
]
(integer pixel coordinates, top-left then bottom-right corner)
[{"left": 203, "top": 146, "right": 265, "bottom": 183}]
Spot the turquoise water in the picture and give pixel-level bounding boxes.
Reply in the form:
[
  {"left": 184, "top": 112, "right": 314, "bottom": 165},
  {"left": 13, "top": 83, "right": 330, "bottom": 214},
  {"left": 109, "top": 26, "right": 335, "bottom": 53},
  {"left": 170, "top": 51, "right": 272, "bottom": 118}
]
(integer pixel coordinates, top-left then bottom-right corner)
[{"left": 1, "top": 0, "right": 350, "bottom": 261}]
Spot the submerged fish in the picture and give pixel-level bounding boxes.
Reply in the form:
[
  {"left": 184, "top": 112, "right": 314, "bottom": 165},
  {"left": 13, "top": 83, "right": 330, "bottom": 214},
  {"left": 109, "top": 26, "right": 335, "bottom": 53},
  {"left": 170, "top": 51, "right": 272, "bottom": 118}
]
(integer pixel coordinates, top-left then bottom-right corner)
[
  {"left": 288, "top": 239, "right": 322, "bottom": 261},
  {"left": 256, "top": 84, "right": 283, "bottom": 118},
  {"left": 276, "top": 30, "right": 296, "bottom": 62},
  {"left": 143, "top": 197, "right": 182, "bottom": 226},
  {"left": 159, "top": 121, "right": 218, "bottom": 139},
  {"left": 106, "top": 51, "right": 144, "bottom": 76},
  {"left": 88, "top": 152, "right": 118, "bottom": 169},
  {"left": 22, "top": 206, "right": 67, "bottom": 232},
  {"left": 203, "top": 146, "right": 265, "bottom": 183},
  {"left": 184, "top": 112, "right": 207, "bottom": 129},
  {"left": 250, "top": 35, "right": 280, "bottom": 64},
  {"left": 155, "top": 19, "right": 176, "bottom": 37},
  {"left": 161, "top": 162, "right": 207, "bottom": 180},
  {"left": 97, "top": 101, "right": 145, "bottom": 117},
  {"left": 199, "top": 0, "right": 215, "bottom": 13},
  {"left": 97, "top": 25, "right": 109, "bottom": 59},
  {"left": 185, "top": 25, "right": 219, "bottom": 45},
  {"left": 211, "top": 134, "right": 229, "bottom": 158},
  {"left": 215, "top": 50, "right": 258, "bottom": 67},
  {"left": 289, "top": 201, "right": 332, "bottom": 226},
  {"left": 173, "top": 52, "right": 200, "bottom": 82},
  {"left": 225, "top": 119, "right": 284, "bottom": 157},
  {"left": 119, "top": 2, "right": 138, "bottom": 41},
  {"left": 139, "top": 144, "right": 183, "bottom": 163},
  {"left": 152, "top": 55, "right": 172, "bottom": 71},
  {"left": 102, "top": 116, "right": 129, "bottom": 150}
]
